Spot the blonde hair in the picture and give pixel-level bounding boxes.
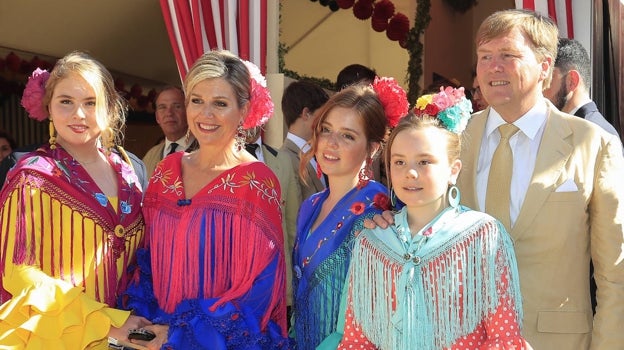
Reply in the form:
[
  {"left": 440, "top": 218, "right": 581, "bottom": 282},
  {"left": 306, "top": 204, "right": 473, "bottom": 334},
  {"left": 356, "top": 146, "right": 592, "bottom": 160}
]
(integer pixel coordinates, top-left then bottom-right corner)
[
  {"left": 476, "top": 9, "right": 559, "bottom": 88},
  {"left": 44, "top": 51, "right": 127, "bottom": 149},
  {"left": 183, "top": 50, "right": 251, "bottom": 110}
]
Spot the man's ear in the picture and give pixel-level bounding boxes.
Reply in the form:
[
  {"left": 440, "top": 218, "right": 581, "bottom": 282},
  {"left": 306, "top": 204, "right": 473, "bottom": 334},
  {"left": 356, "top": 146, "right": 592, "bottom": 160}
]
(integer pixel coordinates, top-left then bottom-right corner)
[
  {"left": 566, "top": 70, "right": 582, "bottom": 92},
  {"left": 301, "top": 107, "right": 311, "bottom": 121}
]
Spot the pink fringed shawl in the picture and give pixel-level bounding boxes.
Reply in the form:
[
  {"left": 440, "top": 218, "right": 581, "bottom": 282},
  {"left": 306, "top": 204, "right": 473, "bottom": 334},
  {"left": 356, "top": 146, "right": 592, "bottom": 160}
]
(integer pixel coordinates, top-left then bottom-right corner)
[
  {"left": 144, "top": 154, "right": 287, "bottom": 334},
  {"left": 0, "top": 145, "right": 145, "bottom": 306}
]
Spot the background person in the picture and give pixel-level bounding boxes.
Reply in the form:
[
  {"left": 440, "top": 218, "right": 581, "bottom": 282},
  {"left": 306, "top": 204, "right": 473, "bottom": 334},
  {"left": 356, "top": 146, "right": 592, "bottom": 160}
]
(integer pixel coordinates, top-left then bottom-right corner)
[
  {"left": 245, "top": 125, "right": 300, "bottom": 318},
  {"left": 280, "top": 80, "right": 330, "bottom": 202},
  {"left": 142, "top": 85, "right": 197, "bottom": 178},
  {"left": 0, "top": 130, "right": 16, "bottom": 161},
  {"left": 543, "top": 37, "right": 620, "bottom": 137}
]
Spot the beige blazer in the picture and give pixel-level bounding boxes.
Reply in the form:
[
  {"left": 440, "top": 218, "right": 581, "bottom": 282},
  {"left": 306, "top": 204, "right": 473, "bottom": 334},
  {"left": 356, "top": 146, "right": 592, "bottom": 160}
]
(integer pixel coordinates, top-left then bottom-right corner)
[
  {"left": 280, "top": 138, "right": 325, "bottom": 202},
  {"left": 262, "top": 144, "right": 301, "bottom": 306},
  {"left": 457, "top": 101, "right": 624, "bottom": 349},
  {"left": 142, "top": 140, "right": 198, "bottom": 179}
]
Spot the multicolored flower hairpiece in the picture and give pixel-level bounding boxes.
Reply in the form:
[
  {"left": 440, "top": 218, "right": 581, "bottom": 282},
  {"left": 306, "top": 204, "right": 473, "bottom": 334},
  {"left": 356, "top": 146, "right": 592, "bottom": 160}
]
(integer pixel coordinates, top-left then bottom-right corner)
[
  {"left": 242, "top": 60, "right": 274, "bottom": 129},
  {"left": 371, "top": 76, "right": 409, "bottom": 128},
  {"left": 21, "top": 68, "right": 51, "bottom": 121},
  {"left": 413, "top": 86, "right": 473, "bottom": 133}
]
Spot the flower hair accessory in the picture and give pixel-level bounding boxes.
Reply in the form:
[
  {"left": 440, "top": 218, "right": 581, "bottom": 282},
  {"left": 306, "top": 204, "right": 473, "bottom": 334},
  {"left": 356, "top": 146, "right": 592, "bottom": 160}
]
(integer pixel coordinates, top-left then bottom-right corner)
[
  {"left": 371, "top": 76, "right": 409, "bottom": 128},
  {"left": 21, "top": 68, "right": 51, "bottom": 121},
  {"left": 242, "top": 60, "right": 274, "bottom": 129},
  {"left": 414, "top": 86, "right": 473, "bottom": 133}
]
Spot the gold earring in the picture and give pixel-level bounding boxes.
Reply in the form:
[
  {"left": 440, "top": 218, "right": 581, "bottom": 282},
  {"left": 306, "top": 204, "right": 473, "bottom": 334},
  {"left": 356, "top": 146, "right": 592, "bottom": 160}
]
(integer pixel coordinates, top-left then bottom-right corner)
[{"left": 49, "top": 120, "right": 57, "bottom": 149}]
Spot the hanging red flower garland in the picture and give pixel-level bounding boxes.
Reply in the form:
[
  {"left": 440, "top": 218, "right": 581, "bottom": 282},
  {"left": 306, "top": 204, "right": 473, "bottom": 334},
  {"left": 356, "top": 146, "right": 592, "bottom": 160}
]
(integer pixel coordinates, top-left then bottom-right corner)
[{"left": 313, "top": 0, "right": 409, "bottom": 45}]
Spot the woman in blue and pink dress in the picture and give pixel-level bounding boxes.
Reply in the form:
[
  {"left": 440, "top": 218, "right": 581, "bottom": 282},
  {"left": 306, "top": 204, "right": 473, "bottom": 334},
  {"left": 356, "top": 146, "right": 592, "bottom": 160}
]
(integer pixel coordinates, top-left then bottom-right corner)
[
  {"left": 123, "top": 50, "right": 289, "bottom": 349},
  {"left": 292, "top": 78, "right": 409, "bottom": 350}
]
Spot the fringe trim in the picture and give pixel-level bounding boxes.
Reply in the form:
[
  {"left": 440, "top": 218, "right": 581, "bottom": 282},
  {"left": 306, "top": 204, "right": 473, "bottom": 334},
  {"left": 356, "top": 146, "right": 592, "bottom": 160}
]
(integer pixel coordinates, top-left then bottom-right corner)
[
  {"left": 1, "top": 181, "right": 144, "bottom": 306},
  {"left": 350, "top": 219, "right": 522, "bottom": 350},
  {"left": 146, "top": 192, "right": 286, "bottom": 335}
]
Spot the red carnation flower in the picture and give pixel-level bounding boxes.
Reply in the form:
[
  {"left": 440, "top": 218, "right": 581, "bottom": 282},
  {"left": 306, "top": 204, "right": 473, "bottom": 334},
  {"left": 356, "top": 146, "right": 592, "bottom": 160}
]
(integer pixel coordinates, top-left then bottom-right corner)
[
  {"left": 386, "top": 13, "right": 410, "bottom": 41},
  {"left": 372, "top": 76, "right": 409, "bottom": 128},
  {"left": 373, "top": 0, "right": 395, "bottom": 20},
  {"left": 336, "top": 0, "right": 355, "bottom": 9},
  {"left": 424, "top": 103, "right": 440, "bottom": 116},
  {"left": 353, "top": 0, "right": 374, "bottom": 20},
  {"left": 373, "top": 193, "right": 390, "bottom": 211},
  {"left": 350, "top": 202, "right": 366, "bottom": 215}
]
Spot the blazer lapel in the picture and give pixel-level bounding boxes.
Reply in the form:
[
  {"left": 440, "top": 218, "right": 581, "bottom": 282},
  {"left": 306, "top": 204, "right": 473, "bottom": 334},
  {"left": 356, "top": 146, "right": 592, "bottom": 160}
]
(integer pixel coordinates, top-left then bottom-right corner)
[
  {"left": 511, "top": 105, "right": 574, "bottom": 237},
  {"left": 458, "top": 108, "right": 488, "bottom": 211}
]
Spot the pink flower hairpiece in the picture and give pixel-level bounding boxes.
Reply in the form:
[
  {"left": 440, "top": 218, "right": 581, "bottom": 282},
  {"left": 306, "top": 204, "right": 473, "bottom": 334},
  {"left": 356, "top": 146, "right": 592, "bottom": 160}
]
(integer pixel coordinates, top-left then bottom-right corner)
[
  {"left": 413, "top": 86, "right": 473, "bottom": 133},
  {"left": 242, "top": 60, "right": 274, "bottom": 129},
  {"left": 371, "top": 76, "right": 409, "bottom": 128},
  {"left": 21, "top": 68, "right": 51, "bottom": 121}
]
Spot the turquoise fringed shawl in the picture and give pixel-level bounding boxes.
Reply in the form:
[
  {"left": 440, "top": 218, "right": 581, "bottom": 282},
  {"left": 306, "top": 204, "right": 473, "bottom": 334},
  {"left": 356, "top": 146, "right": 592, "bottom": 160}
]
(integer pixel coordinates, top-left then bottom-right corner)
[{"left": 349, "top": 206, "right": 522, "bottom": 350}]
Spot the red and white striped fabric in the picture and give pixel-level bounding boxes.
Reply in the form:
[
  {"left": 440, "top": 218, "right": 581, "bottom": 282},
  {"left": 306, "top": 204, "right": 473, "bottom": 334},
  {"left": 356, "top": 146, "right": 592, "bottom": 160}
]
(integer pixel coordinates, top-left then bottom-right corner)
[
  {"left": 515, "top": 0, "right": 574, "bottom": 38},
  {"left": 160, "top": 0, "right": 268, "bottom": 81}
]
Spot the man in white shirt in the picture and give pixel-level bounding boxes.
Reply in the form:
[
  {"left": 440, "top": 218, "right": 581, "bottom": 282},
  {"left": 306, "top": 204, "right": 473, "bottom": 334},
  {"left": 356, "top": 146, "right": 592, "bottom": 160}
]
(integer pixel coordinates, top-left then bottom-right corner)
[
  {"left": 142, "top": 86, "right": 196, "bottom": 178},
  {"left": 279, "top": 81, "right": 329, "bottom": 201},
  {"left": 459, "top": 10, "right": 624, "bottom": 349}
]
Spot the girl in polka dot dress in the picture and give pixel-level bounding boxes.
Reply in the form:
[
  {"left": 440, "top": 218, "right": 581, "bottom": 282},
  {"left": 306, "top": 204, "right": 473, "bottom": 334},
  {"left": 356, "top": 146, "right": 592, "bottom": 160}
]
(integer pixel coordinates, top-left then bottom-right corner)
[{"left": 331, "top": 89, "right": 531, "bottom": 350}]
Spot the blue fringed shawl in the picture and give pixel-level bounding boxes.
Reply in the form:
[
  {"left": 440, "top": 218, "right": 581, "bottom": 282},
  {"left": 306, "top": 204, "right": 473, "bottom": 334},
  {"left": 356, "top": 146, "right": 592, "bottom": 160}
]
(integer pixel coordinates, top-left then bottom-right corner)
[
  {"left": 293, "top": 181, "right": 388, "bottom": 350},
  {"left": 348, "top": 206, "right": 523, "bottom": 350}
]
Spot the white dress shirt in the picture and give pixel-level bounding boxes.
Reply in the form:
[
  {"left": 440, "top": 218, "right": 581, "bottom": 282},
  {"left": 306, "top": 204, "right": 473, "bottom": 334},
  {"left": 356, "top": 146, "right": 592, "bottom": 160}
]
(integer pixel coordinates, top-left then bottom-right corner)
[
  {"left": 163, "top": 136, "right": 193, "bottom": 158},
  {"left": 476, "top": 100, "right": 548, "bottom": 228}
]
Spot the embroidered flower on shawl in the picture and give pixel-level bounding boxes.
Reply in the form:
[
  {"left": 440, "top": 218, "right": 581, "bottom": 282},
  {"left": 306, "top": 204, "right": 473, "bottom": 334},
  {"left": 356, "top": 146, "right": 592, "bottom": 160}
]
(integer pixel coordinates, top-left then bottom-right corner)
[
  {"left": 371, "top": 76, "right": 409, "bottom": 128},
  {"left": 21, "top": 68, "right": 50, "bottom": 121},
  {"left": 154, "top": 168, "right": 183, "bottom": 196},
  {"left": 372, "top": 193, "right": 390, "bottom": 211},
  {"left": 120, "top": 201, "right": 131, "bottom": 214},
  {"left": 242, "top": 60, "right": 274, "bottom": 129},
  {"left": 413, "top": 86, "right": 473, "bottom": 134},
  {"left": 51, "top": 167, "right": 63, "bottom": 177},
  {"left": 95, "top": 193, "right": 108, "bottom": 207},
  {"left": 350, "top": 202, "right": 366, "bottom": 215}
]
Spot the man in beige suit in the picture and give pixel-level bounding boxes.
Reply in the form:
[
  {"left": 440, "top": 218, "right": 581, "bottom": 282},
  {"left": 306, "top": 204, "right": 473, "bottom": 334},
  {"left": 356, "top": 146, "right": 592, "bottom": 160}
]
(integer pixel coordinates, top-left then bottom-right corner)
[
  {"left": 280, "top": 81, "right": 329, "bottom": 202},
  {"left": 142, "top": 86, "right": 197, "bottom": 178},
  {"left": 458, "top": 9, "right": 624, "bottom": 349},
  {"left": 246, "top": 127, "right": 300, "bottom": 316}
]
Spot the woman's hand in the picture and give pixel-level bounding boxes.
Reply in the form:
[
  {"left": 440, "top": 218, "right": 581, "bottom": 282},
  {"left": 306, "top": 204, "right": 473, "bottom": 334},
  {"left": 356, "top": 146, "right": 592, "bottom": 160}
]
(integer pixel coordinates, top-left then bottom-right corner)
[
  {"left": 108, "top": 315, "right": 152, "bottom": 341},
  {"left": 130, "top": 324, "right": 169, "bottom": 350}
]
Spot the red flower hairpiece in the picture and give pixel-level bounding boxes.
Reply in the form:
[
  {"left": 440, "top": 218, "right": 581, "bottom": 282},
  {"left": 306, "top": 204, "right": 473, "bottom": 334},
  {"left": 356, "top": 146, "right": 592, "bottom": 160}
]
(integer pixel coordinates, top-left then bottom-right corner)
[
  {"left": 371, "top": 76, "right": 409, "bottom": 128},
  {"left": 242, "top": 60, "right": 274, "bottom": 129},
  {"left": 21, "top": 68, "right": 50, "bottom": 121}
]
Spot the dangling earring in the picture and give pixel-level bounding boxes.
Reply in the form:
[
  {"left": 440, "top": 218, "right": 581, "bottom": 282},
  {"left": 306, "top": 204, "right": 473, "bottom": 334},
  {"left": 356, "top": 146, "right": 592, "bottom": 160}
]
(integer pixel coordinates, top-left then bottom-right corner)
[
  {"left": 448, "top": 184, "right": 461, "bottom": 209},
  {"left": 357, "top": 157, "right": 373, "bottom": 189},
  {"left": 234, "top": 123, "right": 245, "bottom": 151},
  {"left": 316, "top": 161, "right": 323, "bottom": 180},
  {"left": 185, "top": 129, "right": 192, "bottom": 144},
  {"left": 49, "top": 119, "right": 57, "bottom": 149},
  {"left": 390, "top": 188, "right": 397, "bottom": 208}
]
